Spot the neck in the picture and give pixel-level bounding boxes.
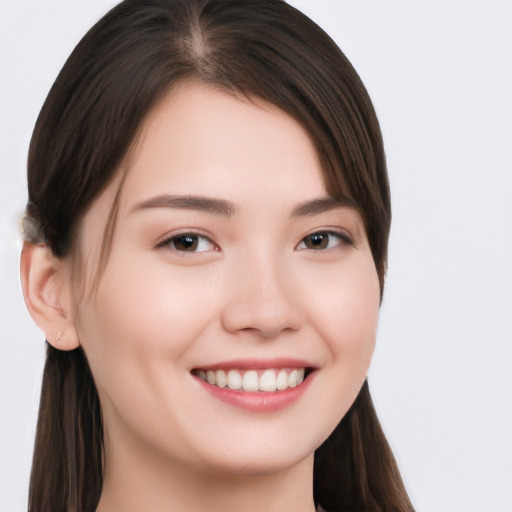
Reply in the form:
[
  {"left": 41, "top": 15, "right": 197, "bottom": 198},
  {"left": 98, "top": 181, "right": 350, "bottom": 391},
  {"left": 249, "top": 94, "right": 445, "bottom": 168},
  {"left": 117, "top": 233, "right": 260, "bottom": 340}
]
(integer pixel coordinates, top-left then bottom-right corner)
[{"left": 96, "top": 431, "right": 316, "bottom": 512}]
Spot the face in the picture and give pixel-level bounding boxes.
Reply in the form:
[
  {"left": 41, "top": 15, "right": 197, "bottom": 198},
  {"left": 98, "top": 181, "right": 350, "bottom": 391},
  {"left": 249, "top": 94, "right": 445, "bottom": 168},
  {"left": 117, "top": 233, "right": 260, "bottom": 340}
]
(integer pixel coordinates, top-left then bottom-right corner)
[{"left": 73, "top": 83, "right": 381, "bottom": 476}]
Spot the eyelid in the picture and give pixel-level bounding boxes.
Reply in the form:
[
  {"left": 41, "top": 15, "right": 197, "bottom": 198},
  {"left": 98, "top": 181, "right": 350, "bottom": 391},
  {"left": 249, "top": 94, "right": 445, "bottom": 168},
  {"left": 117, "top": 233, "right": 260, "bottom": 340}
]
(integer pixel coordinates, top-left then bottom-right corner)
[
  {"left": 155, "top": 229, "right": 219, "bottom": 253},
  {"left": 295, "top": 229, "right": 355, "bottom": 251}
]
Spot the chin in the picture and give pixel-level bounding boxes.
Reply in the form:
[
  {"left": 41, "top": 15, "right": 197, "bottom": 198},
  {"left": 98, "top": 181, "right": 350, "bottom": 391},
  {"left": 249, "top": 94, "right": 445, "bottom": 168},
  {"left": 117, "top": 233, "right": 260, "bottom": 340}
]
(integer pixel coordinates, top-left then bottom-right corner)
[{"left": 192, "top": 434, "right": 319, "bottom": 477}]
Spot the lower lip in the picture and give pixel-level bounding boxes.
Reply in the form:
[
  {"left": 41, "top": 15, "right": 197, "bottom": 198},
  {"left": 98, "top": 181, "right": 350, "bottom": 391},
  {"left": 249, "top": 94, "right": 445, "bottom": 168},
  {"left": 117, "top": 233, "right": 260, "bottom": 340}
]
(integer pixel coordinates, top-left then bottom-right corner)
[{"left": 194, "top": 373, "right": 314, "bottom": 413}]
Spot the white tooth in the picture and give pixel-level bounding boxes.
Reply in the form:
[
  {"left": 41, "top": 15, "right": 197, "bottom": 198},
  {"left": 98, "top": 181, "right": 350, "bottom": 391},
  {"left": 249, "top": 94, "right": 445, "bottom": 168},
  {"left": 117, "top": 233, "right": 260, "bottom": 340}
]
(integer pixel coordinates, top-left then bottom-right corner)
[
  {"left": 297, "top": 368, "right": 305, "bottom": 385},
  {"left": 276, "top": 369, "right": 289, "bottom": 390},
  {"left": 227, "top": 370, "right": 242, "bottom": 390},
  {"left": 216, "top": 370, "right": 227, "bottom": 388},
  {"left": 198, "top": 370, "right": 206, "bottom": 381},
  {"left": 259, "top": 370, "right": 277, "bottom": 392},
  {"left": 206, "top": 370, "right": 216, "bottom": 385},
  {"left": 242, "top": 371, "right": 259, "bottom": 391},
  {"left": 288, "top": 369, "right": 298, "bottom": 388}
]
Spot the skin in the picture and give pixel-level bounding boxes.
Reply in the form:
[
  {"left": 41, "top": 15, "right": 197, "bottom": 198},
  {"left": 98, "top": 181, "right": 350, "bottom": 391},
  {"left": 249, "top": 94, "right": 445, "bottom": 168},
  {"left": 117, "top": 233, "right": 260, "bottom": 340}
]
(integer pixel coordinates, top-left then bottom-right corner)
[{"left": 22, "top": 83, "right": 381, "bottom": 512}]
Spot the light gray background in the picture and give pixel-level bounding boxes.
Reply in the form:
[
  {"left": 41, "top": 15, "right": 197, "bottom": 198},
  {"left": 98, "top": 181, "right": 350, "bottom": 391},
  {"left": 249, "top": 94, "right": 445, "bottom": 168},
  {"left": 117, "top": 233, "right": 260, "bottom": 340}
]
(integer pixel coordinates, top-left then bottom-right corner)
[{"left": 1, "top": 1, "right": 511, "bottom": 511}]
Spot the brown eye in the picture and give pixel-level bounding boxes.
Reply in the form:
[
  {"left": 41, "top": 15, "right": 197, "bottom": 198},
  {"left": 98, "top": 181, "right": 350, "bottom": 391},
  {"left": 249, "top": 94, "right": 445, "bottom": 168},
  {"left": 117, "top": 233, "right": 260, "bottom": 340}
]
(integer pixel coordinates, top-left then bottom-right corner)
[
  {"left": 303, "top": 232, "right": 329, "bottom": 249},
  {"left": 297, "top": 231, "right": 351, "bottom": 251},
  {"left": 172, "top": 235, "right": 199, "bottom": 251},
  {"left": 157, "top": 233, "right": 215, "bottom": 253}
]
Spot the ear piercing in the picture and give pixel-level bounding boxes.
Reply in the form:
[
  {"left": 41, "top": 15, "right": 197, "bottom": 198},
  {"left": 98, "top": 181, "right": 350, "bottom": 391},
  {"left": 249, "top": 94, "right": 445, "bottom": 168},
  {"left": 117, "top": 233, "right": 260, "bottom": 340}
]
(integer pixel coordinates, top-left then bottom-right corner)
[
  {"left": 55, "top": 331, "right": 63, "bottom": 343},
  {"left": 19, "top": 215, "right": 46, "bottom": 245}
]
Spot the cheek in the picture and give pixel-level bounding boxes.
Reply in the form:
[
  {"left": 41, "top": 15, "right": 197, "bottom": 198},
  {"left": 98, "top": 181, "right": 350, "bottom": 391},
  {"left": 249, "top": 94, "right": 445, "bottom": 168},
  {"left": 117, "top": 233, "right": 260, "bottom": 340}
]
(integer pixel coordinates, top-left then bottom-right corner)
[
  {"left": 304, "top": 254, "right": 380, "bottom": 405},
  {"left": 309, "top": 255, "right": 380, "bottom": 352},
  {"left": 75, "top": 250, "right": 220, "bottom": 394}
]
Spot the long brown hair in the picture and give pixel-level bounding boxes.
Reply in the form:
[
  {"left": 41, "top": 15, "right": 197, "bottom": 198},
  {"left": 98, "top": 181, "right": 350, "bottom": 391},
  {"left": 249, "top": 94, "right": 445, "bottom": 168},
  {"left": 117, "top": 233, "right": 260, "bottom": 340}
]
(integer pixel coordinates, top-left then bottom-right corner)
[{"left": 26, "top": 1, "right": 414, "bottom": 510}]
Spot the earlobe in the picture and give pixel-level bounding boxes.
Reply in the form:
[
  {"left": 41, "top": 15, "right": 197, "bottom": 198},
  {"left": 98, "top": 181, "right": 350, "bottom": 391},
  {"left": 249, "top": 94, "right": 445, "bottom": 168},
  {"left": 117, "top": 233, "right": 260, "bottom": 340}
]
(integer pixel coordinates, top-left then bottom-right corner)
[{"left": 20, "top": 242, "right": 80, "bottom": 351}]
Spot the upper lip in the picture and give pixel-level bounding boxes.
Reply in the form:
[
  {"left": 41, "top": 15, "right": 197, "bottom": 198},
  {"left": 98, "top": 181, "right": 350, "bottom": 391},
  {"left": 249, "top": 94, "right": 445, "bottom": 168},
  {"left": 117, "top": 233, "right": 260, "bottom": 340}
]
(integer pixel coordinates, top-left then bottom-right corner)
[{"left": 192, "top": 358, "right": 317, "bottom": 372}]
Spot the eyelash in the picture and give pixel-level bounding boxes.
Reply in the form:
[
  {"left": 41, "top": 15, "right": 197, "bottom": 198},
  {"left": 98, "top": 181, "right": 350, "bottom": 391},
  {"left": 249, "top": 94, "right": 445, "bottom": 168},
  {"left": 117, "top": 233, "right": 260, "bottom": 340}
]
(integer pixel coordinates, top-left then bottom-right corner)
[
  {"left": 296, "top": 230, "right": 354, "bottom": 251},
  {"left": 156, "top": 232, "right": 217, "bottom": 253},
  {"left": 156, "top": 230, "right": 354, "bottom": 254}
]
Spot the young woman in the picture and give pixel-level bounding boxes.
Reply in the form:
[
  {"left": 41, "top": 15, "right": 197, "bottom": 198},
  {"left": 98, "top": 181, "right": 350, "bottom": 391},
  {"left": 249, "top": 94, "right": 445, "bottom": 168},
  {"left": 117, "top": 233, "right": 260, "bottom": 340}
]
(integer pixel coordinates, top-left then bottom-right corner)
[{"left": 20, "top": 1, "right": 414, "bottom": 511}]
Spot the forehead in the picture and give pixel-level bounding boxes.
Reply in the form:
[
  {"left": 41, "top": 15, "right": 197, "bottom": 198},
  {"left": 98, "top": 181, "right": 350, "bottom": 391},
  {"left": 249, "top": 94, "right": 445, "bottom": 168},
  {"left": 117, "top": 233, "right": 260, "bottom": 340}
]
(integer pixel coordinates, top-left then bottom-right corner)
[{"left": 117, "top": 82, "right": 327, "bottom": 213}]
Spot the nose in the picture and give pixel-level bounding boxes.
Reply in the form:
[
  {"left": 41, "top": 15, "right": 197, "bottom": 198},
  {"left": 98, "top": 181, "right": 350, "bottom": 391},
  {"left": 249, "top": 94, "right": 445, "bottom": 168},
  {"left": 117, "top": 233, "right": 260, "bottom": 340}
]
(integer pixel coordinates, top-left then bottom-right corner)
[{"left": 221, "top": 253, "right": 304, "bottom": 339}]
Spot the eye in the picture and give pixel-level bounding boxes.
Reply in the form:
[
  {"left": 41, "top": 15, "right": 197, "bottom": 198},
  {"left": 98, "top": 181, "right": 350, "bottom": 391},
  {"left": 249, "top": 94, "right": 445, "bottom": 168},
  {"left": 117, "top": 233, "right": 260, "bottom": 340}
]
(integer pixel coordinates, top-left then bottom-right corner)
[
  {"left": 157, "top": 233, "right": 216, "bottom": 253},
  {"left": 296, "top": 231, "right": 351, "bottom": 251}
]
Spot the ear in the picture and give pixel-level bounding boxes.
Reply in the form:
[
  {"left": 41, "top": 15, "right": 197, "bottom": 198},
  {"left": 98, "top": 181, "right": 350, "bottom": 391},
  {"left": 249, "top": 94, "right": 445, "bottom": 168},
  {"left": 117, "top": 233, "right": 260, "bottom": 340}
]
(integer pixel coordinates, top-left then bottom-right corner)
[{"left": 20, "top": 242, "right": 80, "bottom": 351}]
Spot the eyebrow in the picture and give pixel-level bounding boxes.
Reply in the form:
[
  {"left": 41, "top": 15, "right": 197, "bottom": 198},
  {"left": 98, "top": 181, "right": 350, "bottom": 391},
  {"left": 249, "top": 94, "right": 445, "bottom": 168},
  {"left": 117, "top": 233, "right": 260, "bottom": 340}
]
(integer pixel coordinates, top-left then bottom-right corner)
[
  {"left": 129, "top": 194, "right": 358, "bottom": 218},
  {"left": 130, "top": 194, "right": 237, "bottom": 217},
  {"left": 291, "top": 196, "right": 358, "bottom": 217}
]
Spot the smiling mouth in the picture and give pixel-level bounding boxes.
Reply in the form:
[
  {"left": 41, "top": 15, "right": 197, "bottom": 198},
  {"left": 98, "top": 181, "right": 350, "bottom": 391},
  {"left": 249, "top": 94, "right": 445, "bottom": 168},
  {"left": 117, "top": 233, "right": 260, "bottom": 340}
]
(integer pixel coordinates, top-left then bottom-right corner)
[{"left": 192, "top": 368, "right": 312, "bottom": 392}]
